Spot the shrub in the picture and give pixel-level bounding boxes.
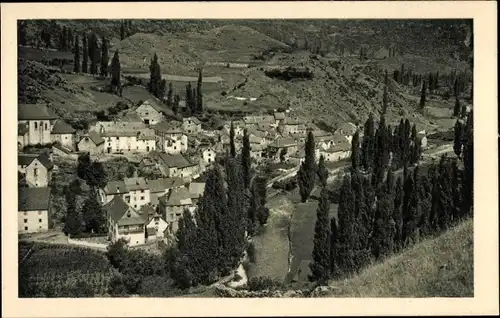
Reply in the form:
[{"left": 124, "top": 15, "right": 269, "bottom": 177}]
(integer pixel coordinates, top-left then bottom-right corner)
[{"left": 247, "top": 276, "right": 283, "bottom": 291}]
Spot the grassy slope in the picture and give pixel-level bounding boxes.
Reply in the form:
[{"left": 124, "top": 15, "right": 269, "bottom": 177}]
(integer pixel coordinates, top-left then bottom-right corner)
[{"left": 328, "top": 219, "right": 473, "bottom": 297}]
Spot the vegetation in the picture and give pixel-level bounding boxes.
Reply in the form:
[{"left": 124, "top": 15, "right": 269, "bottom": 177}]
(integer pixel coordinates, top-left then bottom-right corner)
[{"left": 298, "top": 130, "right": 316, "bottom": 202}]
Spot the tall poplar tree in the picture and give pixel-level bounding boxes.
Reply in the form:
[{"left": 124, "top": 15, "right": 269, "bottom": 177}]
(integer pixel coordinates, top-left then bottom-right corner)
[
  {"left": 82, "top": 34, "right": 88, "bottom": 73},
  {"left": 229, "top": 121, "right": 236, "bottom": 158},
  {"left": 309, "top": 187, "right": 332, "bottom": 284},
  {"left": 100, "top": 36, "right": 109, "bottom": 77},
  {"left": 351, "top": 130, "right": 360, "bottom": 171},
  {"left": 110, "top": 51, "right": 121, "bottom": 94},
  {"left": 196, "top": 68, "right": 203, "bottom": 114},
  {"left": 298, "top": 130, "right": 316, "bottom": 202},
  {"left": 241, "top": 128, "right": 251, "bottom": 189},
  {"left": 73, "top": 34, "right": 80, "bottom": 73}
]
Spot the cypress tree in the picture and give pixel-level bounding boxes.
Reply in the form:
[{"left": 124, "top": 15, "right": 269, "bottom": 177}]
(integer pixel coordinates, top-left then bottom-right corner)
[
  {"left": 371, "top": 192, "right": 395, "bottom": 260},
  {"left": 110, "top": 51, "right": 121, "bottom": 94},
  {"left": 196, "top": 68, "right": 203, "bottom": 114},
  {"left": 351, "top": 130, "right": 361, "bottom": 171},
  {"left": 298, "top": 130, "right": 316, "bottom": 202},
  {"left": 453, "top": 97, "right": 461, "bottom": 117},
  {"left": 173, "top": 94, "right": 180, "bottom": 115},
  {"left": 419, "top": 80, "right": 427, "bottom": 109},
  {"left": 461, "top": 111, "right": 473, "bottom": 218},
  {"left": 382, "top": 84, "right": 388, "bottom": 114},
  {"left": 317, "top": 155, "right": 328, "bottom": 188},
  {"left": 229, "top": 121, "right": 236, "bottom": 158},
  {"left": 309, "top": 187, "right": 332, "bottom": 284},
  {"left": 100, "top": 36, "right": 109, "bottom": 77},
  {"left": 361, "top": 114, "right": 375, "bottom": 170},
  {"left": 392, "top": 177, "right": 404, "bottom": 251},
  {"left": 329, "top": 217, "right": 340, "bottom": 278},
  {"left": 460, "top": 104, "right": 468, "bottom": 119},
  {"left": 73, "top": 34, "right": 80, "bottom": 73},
  {"left": 402, "top": 172, "right": 416, "bottom": 246},
  {"left": 453, "top": 120, "right": 463, "bottom": 159},
  {"left": 67, "top": 27, "right": 73, "bottom": 51},
  {"left": 336, "top": 175, "right": 356, "bottom": 274},
  {"left": 120, "top": 20, "right": 125, "bottom": 41},
  {"left": 241, "top": 128, "right": 251, "bottom": 189},
  {"left": 185, "top": 83, "right": 193, "bottom": 114},
  {"left": 149, "top": 53, "right": 162, "bottom": 98},
  {"left": 167, "top": 82, "right": 173, "bottom": 107},
  {"left": 18, "top": 21, "right": 27, "bottom": 46},
  {"left": 63, "top": 191, "right": 83, "bottom": 236},
  {"left": 351, "top": 172, "right": 371, "bottom": 268},
  {"left": 89, "top": 33, "right": 100, "bottom": 76},
  {"left": 82, "top": 34, "right": 88, "bottom": 73},
  {"left": 81, "top": 190, "right": 106, "bottom": 234},
  {"left": 436, "top": 156, "right": 453, "bottom": 230}
]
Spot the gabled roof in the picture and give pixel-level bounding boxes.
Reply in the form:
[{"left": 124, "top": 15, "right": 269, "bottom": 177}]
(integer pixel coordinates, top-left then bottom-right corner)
[
  {"left": 103, "top": 180, "right": 128, "bottom": 195},
  {"left": 18, "top": 153, "right": 54, "bottom": 170},
  {"left": 188, "top": 182, "right": 205, "bottom": 199},
  {"left": 337, "top": 122, "right": 358, "bottom": 136},
  {"left": 322, "top": 142, "right": 351, "bottom": 153},
  {"left": 152, "top": 120, "right": 183, "bottom": 134},
  {"left": 18, "top": 104, "right": 58, "bottom": 120},
  {"left": 164, "top": 187, "right": 193, "bottom": 206},
  {"left": 138, "top": 99, "right": 168, "bottom": 114},
  {"left": 332, "top": 131, "right": 349, "bottom": 144},
  {"left": 52, "top": 143, "right": 73, "bottom": 154},
  {"left": 51, "top": 120, "right": 76, "bottom": 135},
  {"left": 18, "top": 187, "right": 51, "bottom": 211},
  {"left": 119, "top": 112, "right": 143, "bottom": 123},
  {"left": 148, "top": 177, "right": 184, "bottom": 193},
  {"left": 159, "top": 153, "right": 196, "bottom": 169},
  {"left": 183, "top": 117, "right": 201, "bottom": 125},
  {"left": 18, "top": 123, "right": 29, "bottom": 136},
  {"left": 80, "top": 131, "right": 105, "bottom": 146},
  {"left": 104, "top": 196, "right": 146, "bottom": 226}
]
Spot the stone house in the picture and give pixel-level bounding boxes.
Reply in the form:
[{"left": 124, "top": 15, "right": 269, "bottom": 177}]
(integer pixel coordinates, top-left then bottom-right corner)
[
  {"left": 50, "top": 119, "right": 76, "bottom": 150},
  {"left": 278, "top": 118, "right": 301, "bottom": 135},
  {"left": 101, "top": 129, "right": 156, "bottom": 154},
  {"left": 18, "top": 187, "right": 51, "bottom": 234},
  {"left": 147, "top": 177, "right": 185, "bottom": 209},
  {"left": 158, "top": 153, "right": 198, "bottom": 180},
  {"left": 18, "top": 153, "right": 54, "bottom": 188},
  {"left": 153, "top": 121, "right": 188, "bottom": 154},
  {"left": 134, "top": 99, "right": 167, "bottom": 125},
  {"left": 319, "top": 143, "right": 352, "bottom": 162},
  {"left": 202, "top": 147, "right": 217, "bottom": 164},
  {"left": 123, "top": 177, "right": 151, "bottom": 210},
  {"left": 273, "top": 111, "right": 286, "bottom": 126},
  {"left": 104, "top": 196, "right": 146, "bottom": 247},
  {"left": 158, "top": 187, "right": 195, "bottom": 233},
  {"left": 18, "top": 104, "right": 58, "bottom": 146},
  {"left": 267, "top": 137, "right": 299, "bottom": 163},
  {"left": 182, "top": 117, "right": 202, "bottom": 134},
  {"left": 77, "top": 131, "right": 105, "bottom": 155}
]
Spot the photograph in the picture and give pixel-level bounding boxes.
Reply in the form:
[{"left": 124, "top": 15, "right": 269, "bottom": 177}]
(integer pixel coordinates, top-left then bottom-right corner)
[{"left": 1, "top": 1, "right": 498, "bottom": 317}]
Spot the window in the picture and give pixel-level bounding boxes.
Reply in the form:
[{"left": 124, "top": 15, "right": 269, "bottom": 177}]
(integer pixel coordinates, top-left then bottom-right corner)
[
  {"left": 38, "top": 211, "right": 42, "bottom": 215},
  {"left": 24, "top": 226, "right": 28, "bottom": 231},
  {"left": 33, "top": 168, "right": 38, "bottom": 177},
  {"left": 24, "top": 219, "right": 27, "bottom": 223},
  {"left": 34, "top": 122, "right": 38, "bottom": 129},
  {"left": 24, "top": 212, "right": 27, "bottom": 216},
  {"left": 39, "top": 219, "right": 42, "bottom": 223},
  {"left": 134, "top": 205, "right": 137, "bottom": 208},
  {"left": 140, "top": 196, "right": 144, "bottom": 200},
  {"left": 141, "top": 190, "right": 144, "bottom": 193},
  {"left": 44, "top": 123, "right": 48, "bottom": 130}
]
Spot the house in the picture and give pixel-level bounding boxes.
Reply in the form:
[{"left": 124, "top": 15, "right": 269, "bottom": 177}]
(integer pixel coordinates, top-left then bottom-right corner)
[
  {"left": 182, "top": 117, "right": 202, "bottom": 134},
  {"left": 50, "top": 120, "right": 76, "bottom": 149},
  {"left": 153, "top": 121, "right": 188, "bottom": 154},
  {"left": 250, "top": 143, "right": 267, "bottom": 164},
  {"left": 332, "top": 131, "right": 351, "bottom": 146},
  {"left": 77, "top": 131, "right": 105, "bottom": 155},
  {"left": 223, "top": 120, "right": 245, "bottom": 137},
  {"left": 336, "top": 122, "right": 358, "bottom": 143},
  {"left": 374, "top": 47, "right": 390, "bottom": 60},
  {"left": 52, "top": 144, "right": 77, "bottom": 159},
  {"left": 101, "top": 129, "right": 156, "bottom": 154},
  {"left": 145, "top": 209, "right": 169, "bottom": 240},
  {"left": 159, "top": 187, "right": 195, "bottom": 233},
  {"left": 119, "top": 112, "right": 144, "bottom": 123},
  {"left": 278, "top": 118, "right": 301, "bottom": 135},
  {"left": 319, "top": 142, "right": 352, "bottom": 162},
  {"left": 188, "top": 182, "right": 206, "bottom": 205},
  {"left": 18, "top": 123, "right": 29, "bottom": 150},
  {"left": 288, "top": 145, "right": 321, "bottom": 165},
  {"left": 418, "top": 131, "right": 428, "bottom": 149},
  {"left": 202, "top": 147, "right": 217, "bottom": 164},
  {"left": 134, "top": 99, "right": 167, "bottom": 125},
  {"left": 158, "top": 153, "right": 198, "bottom": 180},
  {"left": 18, "top": 153, "right": 54, "bottom": 188},
  {"left": 148, "top": 177, "right": 185, "bottom": 208},
  {"left": 273, "top": 111, "right": 286, "bottom": 125},
  {"left": 123, "top": 177, "right": 151, "bottom": 210},
  {"left": 91, "top": 120, "right": 147, "bottom": 133},
  {"left": 313, "top": 130, "right": 336, "bottom": 150},
  {"left": 18, "top": 104, "right": 58, "bottom": 146},
  {"left": 267, "top": 137, "right": 300, "bottom": 162},
  {"left": 104, "top": 196, "right": 146, "bottom": 246},
  {"left": 18, "top": 187, "right": 51, "bottom": 233},
  {"left": 100, "top": 180, "right": 128, "bottom": 206}
]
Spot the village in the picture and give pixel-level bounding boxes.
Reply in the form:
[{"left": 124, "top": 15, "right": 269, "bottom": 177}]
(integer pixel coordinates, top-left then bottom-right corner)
[{"left": 17, "top": 97, "right": 368, "bottom": 250}]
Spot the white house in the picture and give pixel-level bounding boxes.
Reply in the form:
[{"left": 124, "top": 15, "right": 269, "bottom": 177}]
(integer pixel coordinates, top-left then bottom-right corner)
[
  {"left": 18, "top": 104, "right": 58, "bottom": 146},
  {"left": 104, "top": 196, "right": 146, "bottom": 247},
  {"left": 123, "top": 177, "right": 151, "bottom": 210},
  {"left": 134, "top": 99, "right": 167, "bottom": 125},
  {"left": 18, "top": 187, "right": 51, "bottom": 233},
  {"left": 18, "top": 153, "right": 54, "bottom": 188},
  {"left": 202, "top": 147, "right": 217, "bottom": 164},
  {"left": 182, "top": 117, "right": 202, "bottom": 134},
  {"left": 50, "top": 119, "right": 76, "bottom": 149},
  {"left": 319, "top": 143, "right": 352, "bottom": 162},
  {"left": 101, "top": 129, "right": 156, "bottom": 154},
  {"left": 153, "top": 121, "right": 188, "bottom": 153}
]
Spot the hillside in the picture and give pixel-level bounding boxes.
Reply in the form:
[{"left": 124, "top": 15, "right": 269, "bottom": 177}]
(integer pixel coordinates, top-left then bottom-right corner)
[{"left": 327, "top": 219, "right": 473, "bottom": 297}]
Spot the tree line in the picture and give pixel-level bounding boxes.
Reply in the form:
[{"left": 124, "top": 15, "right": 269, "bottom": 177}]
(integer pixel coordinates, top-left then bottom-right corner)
[{"left": 309, "top": 110, "right": 473, "bottom": 284}]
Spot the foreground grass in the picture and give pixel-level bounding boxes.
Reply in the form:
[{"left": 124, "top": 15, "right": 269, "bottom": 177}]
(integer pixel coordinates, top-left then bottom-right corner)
[{"left": 329, "top": 219, "right": 473, "bottom": 297}]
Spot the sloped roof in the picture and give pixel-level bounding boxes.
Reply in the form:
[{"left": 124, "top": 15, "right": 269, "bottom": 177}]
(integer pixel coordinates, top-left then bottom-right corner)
[
  {"left": 332, "top": 131, "right": 349, "bottom": 144},
  {"left": 269, "top": 137, "right": 298, "bottom": 148},
  {"left": 103, "top": 180, "right": 128, "bottom": 195},
  {"left": 18, "top": 123, "right": 29, "bottom": 136},
  {"left": 152, "top": 120, "right": 183, "bottom": 134},
  {"left": 148, "top": 177, "right": 184, "bottom": 193},
  {"left": 51, "top": 120, "right": 76, "bottom": 135},
  {"left": 18, "top": 153, "right": 53, "bottom": 170},
  {"left": 18, "top": 104, "right": 57, "bottom": 120},
  {"left": 274, "top": 112, "right": 286, "bottom": 120},
  {"left": 80, "top": 131, "right": 105, "bottom": 146},
  {"left": 52, "top": 144, "right": 72, "bottom": 154},
  {"left": 139, "top": 99, "right": 168, "bottom": 114},
  {"left": 282, "top": 118, "right": 300, "bottom": 125},
  {"left": 120, "top": 112, "right": 143, "bottom": 123},
  {"left": 323, "top": 142, "right": 351, "bottom": 153},
  {"left": 124, "top": 177, "right": 149, "bottom": 191},
  {"left": 183, "top": 117, "right": 201, "bottom": 125},
  {"left": 159, "top": 153, "right": 196, "bottom": 169},
  {"left": 104, "top": 196, "right": 146, "bottom": 226},
  {"left": 18, "top": 187, "right": 51, "bottom": 211},
  {"left": 165, "top": 187, "right": 193, "bottom": 206},
  {"left": 188, "top": 182, "right": 205, "bottom": 199},
  {"left": 337, "top": 122, "right": 358, "bottom": 136}
]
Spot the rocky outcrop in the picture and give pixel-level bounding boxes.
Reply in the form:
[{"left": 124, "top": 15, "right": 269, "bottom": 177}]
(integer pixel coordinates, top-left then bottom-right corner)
[{"left": 213, "top": 283, "right": 342, "bottom": 298}]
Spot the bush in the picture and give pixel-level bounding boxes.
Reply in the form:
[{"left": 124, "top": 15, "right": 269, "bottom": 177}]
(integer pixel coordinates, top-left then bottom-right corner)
[{"left": 247, "top": 276, "right": 283, "bottom": 291}]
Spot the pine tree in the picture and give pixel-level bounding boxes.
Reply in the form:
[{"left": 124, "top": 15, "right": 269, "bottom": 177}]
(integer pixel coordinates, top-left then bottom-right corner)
[
  {"left": 82, "top": 34, "right": 88, "bottom": 73},
  {"left": 309, "top": 187, "right": 332, "bottom": 284},
  {"left": 298, "top": 130, "right": 316, "bottom": 202},
  {"left": 100, "top": 36, "right": 109, "bottom": 76},
  {"left": 453, "top": 120, "right": 463, "bottom": 159},
  {"left": 196, "top": 68, "right": 203, "bottom": 114},
  {"left": 419, "top": 80, "right": 427, "bottom": 109},
  {"left": 110, "top": 51, "right": 121, "bottom": 94},
  {"left": 241, "top": 128, "right": 251, "bottom": 189},
  {"left": 73, "top": 34, "right": 81, "bottom": 73},
  {"left": 351, "top": 130, "right": 361, "bottom": 171},
  {"left": 229, "top": 121, "right": 236, "bottom": 158},
  {"left": 81, "top": 190, "right": 106, "bottom": 233},
  {"left": 317, "top": 155, "right": 328, "bottom": 188}
]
